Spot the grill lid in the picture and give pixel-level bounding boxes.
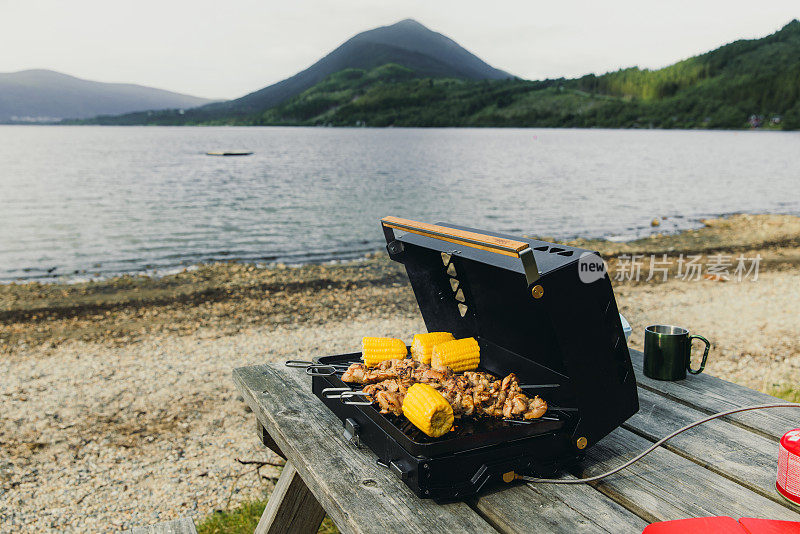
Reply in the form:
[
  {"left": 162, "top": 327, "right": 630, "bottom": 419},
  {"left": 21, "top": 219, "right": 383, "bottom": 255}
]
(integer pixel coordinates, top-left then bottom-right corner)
[
  {"left": 380, "top": 216, "right": 592, "bottom": 367},
  {"left": 380, "top": 216, "right": 639, "bottom": 448}
]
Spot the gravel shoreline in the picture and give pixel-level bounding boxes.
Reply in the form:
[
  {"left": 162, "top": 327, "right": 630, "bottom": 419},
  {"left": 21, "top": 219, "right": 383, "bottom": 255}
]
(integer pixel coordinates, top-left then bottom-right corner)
[
  {"left": 2, "top": 213, "right": 799, "bottom": 532},
  {"left": 1, "top": 317, "right": 424, "bottom": 532}
]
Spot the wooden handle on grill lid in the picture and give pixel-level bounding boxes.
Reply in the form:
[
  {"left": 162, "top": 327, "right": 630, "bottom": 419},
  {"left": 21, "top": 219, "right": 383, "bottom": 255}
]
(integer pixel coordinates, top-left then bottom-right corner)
[
  {"left": 381, "top": 216, "right": 528, "bottom": 258},
  {"left": 381, "top": 216, "right": 540, "bottom": 284}
]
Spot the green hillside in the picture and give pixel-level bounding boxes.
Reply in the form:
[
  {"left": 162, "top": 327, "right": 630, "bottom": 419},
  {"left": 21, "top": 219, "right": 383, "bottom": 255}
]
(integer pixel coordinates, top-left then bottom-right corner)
[
  {"left": 79, "top": 20, "right": 800, "bottom": 129},
  {"left": 568, "top": 19, "right": 800, "bottom": 128},
  {"left": 251, "top": 65, "right": 568, "bottom": 127}
]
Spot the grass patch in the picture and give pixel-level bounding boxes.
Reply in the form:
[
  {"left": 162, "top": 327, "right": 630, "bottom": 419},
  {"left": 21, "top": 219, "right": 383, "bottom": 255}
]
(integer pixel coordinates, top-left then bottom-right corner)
[
  {"left": 770, "top": 385, "right": 800, "bottom": 403},
  {"left": 196, "top": 500, "right": 266, "bottom": 534},
  {"left": 196, "top": 498, "right": 338, "bottom": 534},
  {"left": 318, "top": 518, "right": 339, "bottom": 534}
]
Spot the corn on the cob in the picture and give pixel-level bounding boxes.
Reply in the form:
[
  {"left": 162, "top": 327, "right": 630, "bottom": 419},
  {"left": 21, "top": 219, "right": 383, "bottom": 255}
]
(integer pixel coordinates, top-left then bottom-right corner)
[
  {"left": 410, "top": 332, "right": 455, "bottom": 365},
  {"left": 361, "top": 337, "right": 407, "bottom": 367},
  {"left": 402, "top": 383, "right": 454, "bottom": 437},
  {"left": 431, "top": 337, "right": 480, "bottom": 373}
]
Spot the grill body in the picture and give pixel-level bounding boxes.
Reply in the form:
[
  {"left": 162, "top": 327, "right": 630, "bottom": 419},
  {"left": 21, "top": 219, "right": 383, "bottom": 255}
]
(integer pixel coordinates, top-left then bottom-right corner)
[
  {"left": 312, "top": 353, "right": 580, "bottom": 500},
  {"left": 309, "top": 217, "right": 639, "bottom": 499}
]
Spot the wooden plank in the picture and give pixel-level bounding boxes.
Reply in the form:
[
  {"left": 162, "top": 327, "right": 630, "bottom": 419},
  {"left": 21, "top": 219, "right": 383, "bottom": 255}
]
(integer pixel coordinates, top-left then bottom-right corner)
[
  {"left": 257, "top": 420, "right": 286, "bottom": 459},
  {"left": 576, "top": 427, "right": 800, "bottom": 523},
  {"left": 233, "top": 364, "right": 499, "bottom": 534},
  {"left": 255, "top": 462, "right": 326, "bottom": 534},
  {"left": 127, "top": 517, "right": 197, "bottom": 534},
  {"left": 625, "top": 387, "right": 791, "bottom": 506},
  {"left": 630, "top": 349, "right": 799, "bottom": 440},
  {"left": 473, "top": 478, "right": 649, "bottom": 534}
]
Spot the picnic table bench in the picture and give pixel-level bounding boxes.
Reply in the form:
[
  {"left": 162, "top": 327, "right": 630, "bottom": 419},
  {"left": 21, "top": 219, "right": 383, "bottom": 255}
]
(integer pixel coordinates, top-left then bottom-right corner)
[{"left": 233, "top": 348, "right": 800, "bottom": 533}]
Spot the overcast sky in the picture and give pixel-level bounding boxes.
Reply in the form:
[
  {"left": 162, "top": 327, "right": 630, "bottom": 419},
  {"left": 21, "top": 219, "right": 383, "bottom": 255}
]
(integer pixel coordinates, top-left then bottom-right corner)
[{"left": 2, "top": 0, "right": 798, "bottom": 99}]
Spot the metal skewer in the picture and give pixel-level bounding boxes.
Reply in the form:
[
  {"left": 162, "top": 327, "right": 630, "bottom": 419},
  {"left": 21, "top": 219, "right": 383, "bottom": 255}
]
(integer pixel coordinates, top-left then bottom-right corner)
[
  {"left": 340, "top": 391, "right": 373, "bottom": 405},
  {"left": 503, "top": 415, "right": 560, "bottom": 424},
  {"left": 334, "top": 388, "right": 563, "bottom": 424},
  {"left": 339, "top": 380, "right": 560, "bottom": 391},
  {"left": 321, "top": 387, "right": 372, "bottom": 403},
  {"left": 289, "top": 360, "right": 568, "bottom": 392},
  {"left": 321, "top": 387, "right": 356, "bottom": 399},
  {"left": 285, "top": 360, "right": 351, "bottom": 370},
  {"left": 285, "top": 360, "right": 353, "bottom": 376}
]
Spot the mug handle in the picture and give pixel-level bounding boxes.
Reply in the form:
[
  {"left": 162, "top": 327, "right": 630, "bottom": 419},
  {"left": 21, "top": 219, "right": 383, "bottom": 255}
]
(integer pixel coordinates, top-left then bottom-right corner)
[{"left": 687, "top": 335, "right": 711, "bottom": 374}]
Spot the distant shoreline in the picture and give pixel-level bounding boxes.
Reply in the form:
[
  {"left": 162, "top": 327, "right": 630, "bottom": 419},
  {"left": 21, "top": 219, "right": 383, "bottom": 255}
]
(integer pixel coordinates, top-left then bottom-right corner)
[
  {"left": 5, "top": 209, "right": 799, "bottom": 285},
  {"left": 2, "top": 212, "right": 799, "bottom": 344},
  {"left": 3, "top": 122, "right": 792, "bottom": 132}
]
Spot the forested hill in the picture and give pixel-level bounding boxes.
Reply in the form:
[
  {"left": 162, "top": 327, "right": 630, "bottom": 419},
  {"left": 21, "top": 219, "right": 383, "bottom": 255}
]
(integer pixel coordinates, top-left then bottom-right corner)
[
  {"left": 81, "top": 20, "right": 800, "bottom": 129},
  {"left": 568, "top": 19, "right": 800, "bottom": 127}
]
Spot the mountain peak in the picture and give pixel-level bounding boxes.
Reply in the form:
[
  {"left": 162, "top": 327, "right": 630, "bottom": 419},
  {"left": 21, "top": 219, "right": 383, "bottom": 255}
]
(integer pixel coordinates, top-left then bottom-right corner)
[
  {"left": 194, "top": 17, "right": 511, "bottom": 116},
  {"left": 391, "top": 18, "right": 427, "bottom": 29},
  {"left": 346, "top": 18, "right": 512, "bottom": 79}
]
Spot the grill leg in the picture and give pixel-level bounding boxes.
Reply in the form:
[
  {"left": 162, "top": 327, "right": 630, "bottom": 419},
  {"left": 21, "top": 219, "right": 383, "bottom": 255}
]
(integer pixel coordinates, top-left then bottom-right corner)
[{"left": 254, "top": 462, "right": 326, "bottom": 534}]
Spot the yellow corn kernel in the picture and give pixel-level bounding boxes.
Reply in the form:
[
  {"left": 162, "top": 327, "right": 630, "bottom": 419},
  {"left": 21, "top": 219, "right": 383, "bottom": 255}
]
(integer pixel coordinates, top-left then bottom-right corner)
[
  {"left": 361, "top": 336, "right": 407, "bottom": 367},
  {"left": 402, "top": 383, "right": 454, "bottom": 437},
  {"left": 431, "top": 337, "right": 480, "bottom": 373},
  {"left": 410, "top": 332, "right": 455, "bottom": 365}
]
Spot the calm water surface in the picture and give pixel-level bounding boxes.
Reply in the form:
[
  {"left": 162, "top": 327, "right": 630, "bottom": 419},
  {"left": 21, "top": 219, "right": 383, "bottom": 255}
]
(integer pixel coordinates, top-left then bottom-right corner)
[{"left": 1, "top": 126, "right": 798, "bottom": 282}]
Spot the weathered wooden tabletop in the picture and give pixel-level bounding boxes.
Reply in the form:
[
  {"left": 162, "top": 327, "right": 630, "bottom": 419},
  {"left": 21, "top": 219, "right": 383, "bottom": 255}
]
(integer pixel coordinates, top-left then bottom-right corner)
[{"left": 233, "top": 349, "right": 800, "bottom": 534}]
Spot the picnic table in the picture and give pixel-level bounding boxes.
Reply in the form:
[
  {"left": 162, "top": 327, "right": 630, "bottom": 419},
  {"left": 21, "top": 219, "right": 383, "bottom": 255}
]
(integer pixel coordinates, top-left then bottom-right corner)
[{"left": 233, "top": 348, "right": 800, "bottom": 534}]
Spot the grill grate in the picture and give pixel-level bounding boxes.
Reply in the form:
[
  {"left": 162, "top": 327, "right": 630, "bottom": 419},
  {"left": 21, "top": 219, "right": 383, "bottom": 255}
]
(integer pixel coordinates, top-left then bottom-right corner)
[{"left": 321, "top": 361, "right": 564, "bottom": 443}]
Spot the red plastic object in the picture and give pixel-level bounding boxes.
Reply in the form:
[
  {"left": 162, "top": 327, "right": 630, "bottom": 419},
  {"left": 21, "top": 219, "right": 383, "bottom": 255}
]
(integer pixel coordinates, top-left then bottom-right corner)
[
  {"left": 642, "top": 517, "right": 746, "bottom": 533},
  {"left": 777, "top": 429, "right": 800, "bottom": 505},
  {"left": 739, "top": 518, "right": 800, "bottom": 534},
  {"left": 643, "top": 518, "right": 800, "bottom": 534}
]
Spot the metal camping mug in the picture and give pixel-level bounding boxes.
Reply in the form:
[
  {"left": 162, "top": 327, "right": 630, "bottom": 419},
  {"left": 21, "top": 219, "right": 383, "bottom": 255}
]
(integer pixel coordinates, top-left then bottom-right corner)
[{"left": 643, "top": 325, "right": 711, "bottom": 381}]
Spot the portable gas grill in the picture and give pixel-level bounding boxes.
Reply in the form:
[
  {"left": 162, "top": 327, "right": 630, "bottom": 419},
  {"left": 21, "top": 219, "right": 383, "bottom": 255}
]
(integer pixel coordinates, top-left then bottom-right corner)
[{"left": 304, "top": 216, "right": 639, "bottom": 500}]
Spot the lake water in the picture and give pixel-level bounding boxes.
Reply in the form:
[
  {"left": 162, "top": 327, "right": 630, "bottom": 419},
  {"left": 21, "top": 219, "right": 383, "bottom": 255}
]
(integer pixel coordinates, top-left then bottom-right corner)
[{"left": 1, "top": 126, "right": 798, "bottom": 282}]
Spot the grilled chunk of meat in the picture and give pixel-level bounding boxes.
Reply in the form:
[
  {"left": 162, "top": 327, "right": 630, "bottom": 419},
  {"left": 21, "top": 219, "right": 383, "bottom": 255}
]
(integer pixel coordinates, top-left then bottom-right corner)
[
  {"left": 340, "top": 364, "right": 368, "bottom": 384},
  {"left": 525, "top": 396, "right": 549, "bottom": 419},
  {"left": 463, "top": 371, "right": 494, "bottom": 390},
  {"left": 375, "top": 390, "right": 404, "bottom": 416},
  {"left": 362, "top": 379, "right": 411, "bottom": 416},
  {"left": 362, "top": 378, "right": 407, "bottom": 396}
]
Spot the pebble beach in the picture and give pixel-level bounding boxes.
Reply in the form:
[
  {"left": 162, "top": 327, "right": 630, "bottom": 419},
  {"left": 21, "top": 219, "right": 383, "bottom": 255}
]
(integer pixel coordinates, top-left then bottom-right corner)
[{"left": 1, "top": 213, "right": 800, "bottom": 532}]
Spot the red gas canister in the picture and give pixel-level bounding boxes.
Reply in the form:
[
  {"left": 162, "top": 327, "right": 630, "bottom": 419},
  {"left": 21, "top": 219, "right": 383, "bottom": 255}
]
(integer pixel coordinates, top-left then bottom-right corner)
[{"left": 777, "top": 428, "right": 800, "bottom": 506}]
